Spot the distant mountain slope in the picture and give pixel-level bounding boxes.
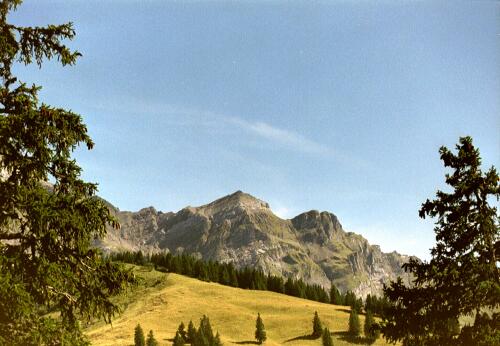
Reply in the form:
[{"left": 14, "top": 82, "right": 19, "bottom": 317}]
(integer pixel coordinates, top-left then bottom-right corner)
[{"left": 97, "top": 191, "right": 414, "bottom": 297}]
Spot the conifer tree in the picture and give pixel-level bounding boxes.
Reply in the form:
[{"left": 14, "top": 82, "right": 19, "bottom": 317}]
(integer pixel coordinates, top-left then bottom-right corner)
[
  {"left": 348, "top": 310, "right": 361, "bottom": 337},
  {"left": 146, "top": 330, "right": 158, "bottom": 346},
  {"left": 177, "top": 322, "right": 187, "bottom": 341},
  {"left": 187, "top": 320, "right": 197, "bottom": 343},
  {"left": 382, "top": 137, "right": 500, "bottom": 345},
  {"left": 330, "top": 283, "right": 343, "bottom": 305},
  {"left": 135, "top": 324, "right": 145, "bottom": 346},
  {"left": 364, "top": 310, "right": 379, "bottom": 343},
  {"left": 322, "top": 327, "right": 334, "bottom": 346},
  {"left": 255, "top": 313, "right": 267, "bottom": 344},
  {"left": 199, "top": 315, "right": 215, "bottom": 344},
  {"left": 0, "top": 1, "right": 134, "bottom": 344},
  {"left": 214, "top": 331, "right": 223, "bottom": 346},
  {"left": 173, "top": 331, "right": 185, "bottom": 346},
  {"left": 312, "top": 311, "right": 323, "bottom": 338}
]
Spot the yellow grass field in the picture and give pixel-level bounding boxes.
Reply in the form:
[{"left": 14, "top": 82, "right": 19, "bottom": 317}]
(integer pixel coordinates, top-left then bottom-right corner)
[{"left": 86, "top": 266, "right": 392, "bottom": 346}]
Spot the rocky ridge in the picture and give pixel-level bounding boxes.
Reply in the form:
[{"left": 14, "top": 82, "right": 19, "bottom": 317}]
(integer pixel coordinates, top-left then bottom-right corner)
[{"left": 98, "top": 191, "right": 415, "bottom": 297}]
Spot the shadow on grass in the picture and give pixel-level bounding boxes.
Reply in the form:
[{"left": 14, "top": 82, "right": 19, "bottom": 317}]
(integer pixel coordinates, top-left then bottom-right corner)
[
  {"left": 283, "top": 334, "right": 319, "bottom": 343},
  {"left": 334, "top": 307, "right": 352, "bottom": 314},
  {"left": 332, "top": 331, "right": 375, "bottom": 345},
  {"left": 232, "top": 341, "right": 260, "bottom": 345}
]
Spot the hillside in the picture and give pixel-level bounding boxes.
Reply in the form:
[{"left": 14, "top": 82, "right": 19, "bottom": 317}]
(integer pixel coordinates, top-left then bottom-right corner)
[
  {"left": 96, "top": 191, "right": 415, "bottom": 297},
  {"left": 86, "top": 266, "right": 391, "bottom": 346}
]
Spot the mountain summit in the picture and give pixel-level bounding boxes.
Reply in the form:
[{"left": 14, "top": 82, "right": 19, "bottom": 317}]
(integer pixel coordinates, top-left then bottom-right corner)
[{"left": 98, "top": 191, "right": 414, "bottom": 297}]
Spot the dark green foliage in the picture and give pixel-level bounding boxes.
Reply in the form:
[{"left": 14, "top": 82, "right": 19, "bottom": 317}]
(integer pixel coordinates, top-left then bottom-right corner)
[
  {"left": 134, "top": 324, "right": 145, "bottom": 346},
  {"left": 172, "top": 331, "right": 185, "bottom": 346},
  {"left": 0, "top": 1, "right": 133, "bottom": 344},
  {"left": 312, "top": 311, "right": 323, "bottom": 338},
  {"left": 112, "top": 250, "right": 332, "bottom": 305},
  {"left": 177, "top": 322, "right": 187, "bottom": 341},
  {"left": 460, "top": 312, "right": 500, "bottom": 346},
  {"left": 187, "top": 320, "right": 197, "bottom": 343},
  {"left": 348, "top": 310, "right": 361, "bottom": 337},
  {"left": 330, "top": 283, "right": 343, "bottom": 305},
  {"left": 213, "top": 331, "right": 223, "bottom": 346},
  {"left": 364, "top": 294, "right": 390, "bottom": 317},
  {"left": 191, "top": 315, "right": 220, "bottom": 346},
  {"left": 255, "top": 313, "right": 267, "bottom": 344},
  {"left": 146, "top": 330, "right": 158, "bottom": 346},
  {"left": 382, "top": 137, "right": 500, "bottom": 346},
  {"left": 363, "top": 310, "right": 380, "bottom": 343},
  {"left": 322, "top": 327, "right": 334, "bottom": 346}
]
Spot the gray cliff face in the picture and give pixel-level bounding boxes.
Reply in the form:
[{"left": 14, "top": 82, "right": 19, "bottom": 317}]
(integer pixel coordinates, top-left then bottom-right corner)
[{"left": 99, "top": 191, "right": 414, "bottom": 297}]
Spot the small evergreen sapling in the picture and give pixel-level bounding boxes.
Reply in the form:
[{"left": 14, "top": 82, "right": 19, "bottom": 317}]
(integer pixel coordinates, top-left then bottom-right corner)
[
  {"left": 312, "top": 311, "right": 323, "bottom": 338},
  {"left": 322, "top": 327, "right": 334, "bottom": 346},
  {"left": 187, "top": 320, "right": 197, "bottom": 343},
  {"left": 146, "top": 330, "right": 158, "bottom": 346},
  {"left": 173, "top": 331, "right": 185, "bottom": 346},
  {"left": 134, "top": 324, "right": 145, "bottom": 346},
  {"left": 348, "top": 310, "right": 361, "bottom": 337},
  {"left": 177, "top": 322, "right": 187, "bottom": 341},
  {"left": 255, "top": 313, "right": 267, "bottom": 344},
  {"left": 363, "top": 310, "right": 380, "bottom": 343}
]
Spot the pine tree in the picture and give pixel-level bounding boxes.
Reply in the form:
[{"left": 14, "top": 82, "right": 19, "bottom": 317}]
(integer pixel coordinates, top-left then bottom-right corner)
[
  {"left": 364, "top": 310, "right": 379, "bottom": 343},
  {"left": 330, "top": 283, "right": 343, "bottom": 305},
  {"left": 312, "top": 311, "right": 323, "bottom": 338},
  {"left": 187, "top": 320, "right": 197, "bottom": 343},
  {"left": 382, "top": 137, "right": 500, "bottom": 345},
  {"left": 348, "top": 310, "right": 361, "bottom": 337},
  {"left": 177, "top": 322, "right": 187, "bottom": 341},
  {"left": 146, "top": 330, "right": 158, "bottom": 346},
  {"left": 199, "top": 315, "right": 215, "bottom": 344},
  {"left": 255, "top": 313, "right": 267, "bottom": 344},
  {"left": 0, "top": 1, "right": 134, "bottom": 344},
  {"left": 173, "top": 331, "right": 185, "bottom": 346},
  {"left": 322, "top": 327, "right": 334, "bottom": 346},
  {"left": 134, "top": 324, "right": 145, "bottom": 346},
  {"left": 213, "top": 331, "right": 223, "bottom": 346}
]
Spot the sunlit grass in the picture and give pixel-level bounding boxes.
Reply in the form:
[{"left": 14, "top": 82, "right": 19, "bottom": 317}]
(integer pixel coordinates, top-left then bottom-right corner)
[{"left": 86, "top": 265, "right": 392, "bottom": 346}]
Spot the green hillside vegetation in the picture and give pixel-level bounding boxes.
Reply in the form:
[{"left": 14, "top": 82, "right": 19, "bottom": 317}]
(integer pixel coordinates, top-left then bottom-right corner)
[{"left": 85, "top": 265, "right": 390, "bottom": 346}]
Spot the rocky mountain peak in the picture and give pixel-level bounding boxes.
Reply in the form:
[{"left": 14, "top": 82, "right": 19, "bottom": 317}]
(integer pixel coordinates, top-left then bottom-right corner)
[
  {"left": 196, "top": 190, "right": 270, "bottom": 216},
  {"left": 100, "top": 191, "right": 414, "bottom": 297}
]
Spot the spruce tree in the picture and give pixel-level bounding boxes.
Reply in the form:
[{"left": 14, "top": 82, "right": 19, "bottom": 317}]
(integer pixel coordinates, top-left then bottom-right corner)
[
  {"left": 255, "top": 313, "right": 267, "bottom": 344},
  {"left": 382, "top": 137, "right": 500, "bottom": 345},
  {"left": 187, "top": 320, "right": 197, "bottom": 343},
  {"left": 330, "top": 283, "right": 343, "bottom": 305},
  {"left": 364, "top": 310, "right": 379, "bottom": 343},
  {"left": 134, "top": 324, "right": 145, "bottom": 346},
  {"left": 312, "top": 311, "right": 323, "bottom": 338},
  {"left": 213, "top": 331, "right": 223, "bottom": 346},
  {"left": 348, "top": 310, "right": 361, "bottom": 338},
  {"left": 0, "top": 1, "right": 133, "bottom": 344},
  {"left": 177, "top": 322, "right": 187, "bottom": 341},
  {"left": 199, "top": 315, "right": 215, "bottom": 344},
  {"left": 173, "top": 331, "right": 185, "bottom": 346},
  {"left": 146, "top": 330, "right": 158, "bottom": 346},
  {"left": 322, "top": 327, "right": 334, "bottom": 346}
]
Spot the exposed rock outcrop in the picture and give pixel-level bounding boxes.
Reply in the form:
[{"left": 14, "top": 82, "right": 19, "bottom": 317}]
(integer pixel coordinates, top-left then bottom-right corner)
[{"left": 99, "top": 191, "right": 415, "bottom": 297}]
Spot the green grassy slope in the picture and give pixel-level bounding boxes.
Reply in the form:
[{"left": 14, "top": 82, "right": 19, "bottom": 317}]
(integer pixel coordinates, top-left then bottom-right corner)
[{"left": 85, "top": 266, "right": 391, "bottom": 346}]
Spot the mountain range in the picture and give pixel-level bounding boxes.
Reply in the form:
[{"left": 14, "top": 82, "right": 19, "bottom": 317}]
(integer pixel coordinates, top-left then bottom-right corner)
[{"left": 97, "top": 191, "right": 415, "bottom": 297}]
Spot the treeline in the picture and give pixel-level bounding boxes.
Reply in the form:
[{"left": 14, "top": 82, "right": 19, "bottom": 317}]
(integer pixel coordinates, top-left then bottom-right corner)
[
  {"left": 111, "top": 251, "right": 330, "bottom": 303},
  {"left": 110, "top": 250, "right": 390, "bottom": 315},
  {"left": 330, "top": 283, "right": 390, "bottom": 316}
]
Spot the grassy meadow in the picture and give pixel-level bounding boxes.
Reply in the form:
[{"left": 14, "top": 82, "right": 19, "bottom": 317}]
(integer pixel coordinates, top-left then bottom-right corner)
[{"left": 85, "top": 265, "right": 392, "bottom": 346}]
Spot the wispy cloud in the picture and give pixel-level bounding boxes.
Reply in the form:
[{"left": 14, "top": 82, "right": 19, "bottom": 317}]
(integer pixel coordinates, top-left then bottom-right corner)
[
  {"left": 227, "top": 117, "right": 328, "bottom": 155},
  {"left": 89, "top": 99, "right": 369, "bottom": 167}
]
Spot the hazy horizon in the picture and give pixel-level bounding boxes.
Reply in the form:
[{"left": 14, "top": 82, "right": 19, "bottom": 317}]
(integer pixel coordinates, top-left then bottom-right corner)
[{"left": 10, "top": 0, "right": 499, "bottom": 261}]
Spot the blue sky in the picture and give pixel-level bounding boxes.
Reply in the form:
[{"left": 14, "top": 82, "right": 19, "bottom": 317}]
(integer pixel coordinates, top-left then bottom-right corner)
[{"left": 10, "top": 1, "right": 499, "bottom": 260}]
